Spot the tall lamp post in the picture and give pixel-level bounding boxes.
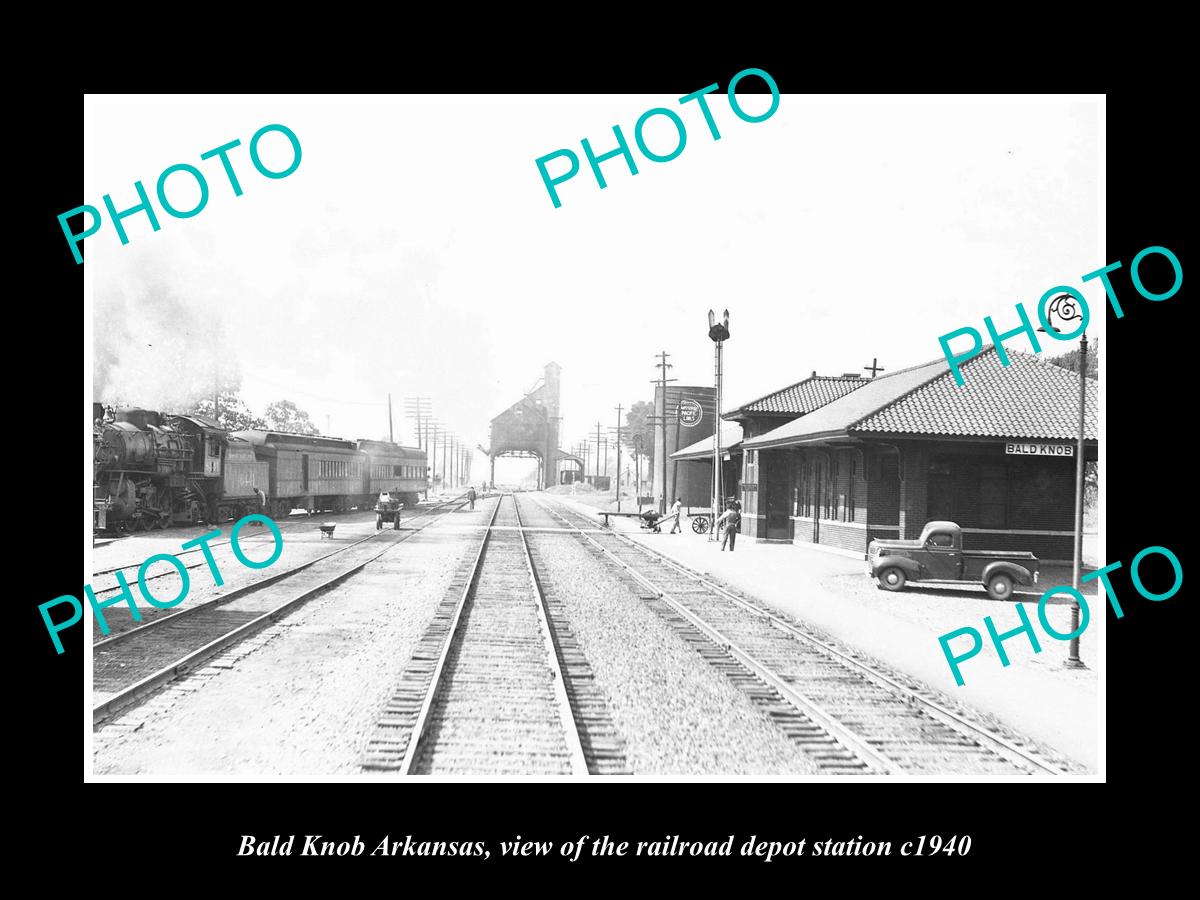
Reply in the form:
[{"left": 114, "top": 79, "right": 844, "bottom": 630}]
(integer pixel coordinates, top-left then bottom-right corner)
[
  {"left": 1039, "top": 294, "right": 1089, "bottom": 670},
  {"left": 708, "top": 309, "right": 730, "bottom": 542}
]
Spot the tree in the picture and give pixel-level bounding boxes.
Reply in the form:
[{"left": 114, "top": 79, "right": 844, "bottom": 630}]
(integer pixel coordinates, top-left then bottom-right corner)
[
  {"left": 624, "top": 400, "right": 656, "bottom": 469},
  {"left": 1046, "top": 342, "right": 1099, "bottom": 379},
  {"left": 263, "top": 399, "right": 320, "bottom": 435},
  {"left": 188, "top": 390, "right": 266, "bottom": 432}
]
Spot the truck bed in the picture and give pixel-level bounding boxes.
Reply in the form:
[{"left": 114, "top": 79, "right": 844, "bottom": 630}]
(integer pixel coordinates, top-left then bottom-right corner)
[{"left": 962, "top": 549, "right": 1038, "bottom": 560}]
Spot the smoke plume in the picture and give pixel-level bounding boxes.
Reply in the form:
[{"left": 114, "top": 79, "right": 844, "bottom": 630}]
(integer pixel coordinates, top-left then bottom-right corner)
[{"left": 93, "top": 258, "right": 240, "bottom": 410}]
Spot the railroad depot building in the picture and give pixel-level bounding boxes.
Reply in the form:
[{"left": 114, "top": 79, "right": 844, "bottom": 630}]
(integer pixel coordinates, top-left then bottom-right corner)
[{"left": 672, "top": 347, "right": 1097, "bottom": 561}]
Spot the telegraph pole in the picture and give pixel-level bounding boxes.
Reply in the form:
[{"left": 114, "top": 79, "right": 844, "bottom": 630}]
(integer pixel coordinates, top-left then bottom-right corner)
[
  {"left": 614, "top": 404, "right": 623, "bottom": 511},
  {"left": 595, "top": 422, "right": 603, "bottom": 479},
  {"left": 653, "top": 351, "right": 675, "bottom": 514},
  {"left": 404, "top": 397, "right": 431, "bottom": 450},
  {"left": 387, "top": 393, "right": 394, "bottom": 442},
  {"left": 633, "top": 434, "right": 642, "bottom": 507},
  {"left": 430, "top": 422, "right": 439, "bottom": 494}
]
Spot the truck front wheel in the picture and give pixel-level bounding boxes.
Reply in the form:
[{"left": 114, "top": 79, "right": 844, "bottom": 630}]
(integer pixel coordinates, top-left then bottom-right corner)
[
  {"left": 877, "top": 567, "right": 906, "bottom": 592},
  {"left": 987, "top": 573, "right": 1014, "bottom": 601}
]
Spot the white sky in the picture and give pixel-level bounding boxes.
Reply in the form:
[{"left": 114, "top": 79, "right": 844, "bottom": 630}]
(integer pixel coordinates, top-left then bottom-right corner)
[{"left": 84, "top": 94, "right": 1100, "bottom": 475}]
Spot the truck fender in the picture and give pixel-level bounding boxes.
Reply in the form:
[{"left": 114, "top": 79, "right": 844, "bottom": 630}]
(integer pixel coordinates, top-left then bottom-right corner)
[
  {"left": 876, "top": 556, "right": 921, "bottom": 580},
  {"left": 982, "top": 560, "right": 1033, "bottom": 587}
]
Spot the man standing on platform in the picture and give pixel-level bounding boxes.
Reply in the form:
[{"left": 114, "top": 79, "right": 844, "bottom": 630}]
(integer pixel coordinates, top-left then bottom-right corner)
[
  {"left": 716, "top": 502, "right": 741, "bottom": 552},
  {"left": 668, "top": 497, "right": 683, "bottom": 534}
]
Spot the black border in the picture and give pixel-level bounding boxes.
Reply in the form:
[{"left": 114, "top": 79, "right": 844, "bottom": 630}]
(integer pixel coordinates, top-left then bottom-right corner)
[{"left": 27, "top": 75, "right": 1186, "bottom": 877}]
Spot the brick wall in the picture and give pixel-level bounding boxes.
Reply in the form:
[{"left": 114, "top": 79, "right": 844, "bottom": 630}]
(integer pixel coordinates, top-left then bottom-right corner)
[
  {"left": 816, "top": 520, "right": 868, "bottom": 553},
  {"left": 898, "top": 443, "right": 930, "bottom": 539}
]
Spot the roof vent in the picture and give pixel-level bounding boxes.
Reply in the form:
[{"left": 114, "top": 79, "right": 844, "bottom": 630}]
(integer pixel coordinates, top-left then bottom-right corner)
[{"left": 841, "top": 373, "right": 862, "bottom": 379}]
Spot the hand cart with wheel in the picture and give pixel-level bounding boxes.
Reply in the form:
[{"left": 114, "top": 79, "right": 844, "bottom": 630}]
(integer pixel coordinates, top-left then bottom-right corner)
[{"left": 375, "top": 496, "right": 403, "bottom": 530}]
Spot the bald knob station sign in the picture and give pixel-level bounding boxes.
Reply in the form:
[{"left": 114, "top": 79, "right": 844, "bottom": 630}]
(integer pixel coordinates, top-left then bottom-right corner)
[
  {"left": 1005, "top": 442, "right": 1075, "bottom": 457},
  {"left": 678, "top": 399, "right": 703, "bottom": 427}
]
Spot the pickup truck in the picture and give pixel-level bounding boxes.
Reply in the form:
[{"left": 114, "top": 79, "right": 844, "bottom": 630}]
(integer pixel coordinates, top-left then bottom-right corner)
[{"left": 867, "top": 521, "right": 1039, "bottom": 601}]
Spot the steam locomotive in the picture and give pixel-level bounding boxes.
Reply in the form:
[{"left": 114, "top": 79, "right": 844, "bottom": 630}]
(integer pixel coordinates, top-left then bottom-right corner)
[{"left": 92, "top": 403, "right": 428, "bottom": 532}]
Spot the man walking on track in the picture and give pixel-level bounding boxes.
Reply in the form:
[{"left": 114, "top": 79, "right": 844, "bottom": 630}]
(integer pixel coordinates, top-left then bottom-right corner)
[
  {"left": 467, "top": 486, "right": 477, "bottom": 510},
  {"left": 716, "top": 502, "right": 740, "bottom": 551},
  {"left": 253, "top": 486, "right": 267, "bottom": 524}
]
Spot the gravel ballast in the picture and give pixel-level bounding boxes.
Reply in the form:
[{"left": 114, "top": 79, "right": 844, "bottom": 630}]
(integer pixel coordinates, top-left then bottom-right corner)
[
  {"left": 526, "top": 528, "right": 820, "bottom": 775},
  {"left": 93, "top": 510, "right": 484, "bottom": 776}
]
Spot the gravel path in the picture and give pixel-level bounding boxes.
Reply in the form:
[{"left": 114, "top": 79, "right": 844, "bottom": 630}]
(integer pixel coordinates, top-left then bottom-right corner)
[
  {"left": 525, "top": 528, "right": 820, "bottom": 775},
  {"left": 93, "top": 513, "right": 481, "bottom": 776}
]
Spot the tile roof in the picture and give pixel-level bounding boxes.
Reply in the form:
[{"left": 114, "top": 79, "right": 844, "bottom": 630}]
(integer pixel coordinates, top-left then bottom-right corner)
[
  {"left": 854, "top": 347, "right": 1097, "bottom": 440},
  {"left": 728, "top": 375, "right": 869, "bottom": 417},
  {"left": 742, "top": 358, "right": 948, "bottom": 448},
  {"left": 743, "top": 346, "right": 1097, "bottom": 448},
  {"left": 671, "top": 422, "right": 744, "bottom": 461}
]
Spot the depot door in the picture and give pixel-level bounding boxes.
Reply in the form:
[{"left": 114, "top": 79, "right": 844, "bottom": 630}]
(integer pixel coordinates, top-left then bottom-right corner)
[
  {"left": 763, "top": 452, "right": 792, "bottom": 541},
  {"left": 301, "top": 454, "right": 309, "bottom": 492}
]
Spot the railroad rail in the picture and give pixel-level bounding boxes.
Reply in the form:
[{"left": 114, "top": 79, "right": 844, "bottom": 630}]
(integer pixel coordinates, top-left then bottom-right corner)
[
  {"left": 90, "top": 500, "right": 454, "bottom": 591},
  {"left": 533, "top": 495, "right": 1072, "bottom": 776},
  {"left": 362, "top": 494, "right": 624, "bottom": 775},
  {"left": 92, "top": 497, "right": 468, "bottom": 727}
]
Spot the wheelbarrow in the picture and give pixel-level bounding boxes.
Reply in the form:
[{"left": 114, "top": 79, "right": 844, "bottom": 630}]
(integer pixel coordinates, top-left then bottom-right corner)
[{"left": 319, "top": 522, "right": 337, "bottom": 539}]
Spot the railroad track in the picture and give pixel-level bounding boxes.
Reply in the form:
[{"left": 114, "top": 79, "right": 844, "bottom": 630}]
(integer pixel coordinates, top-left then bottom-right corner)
[
  {"left": 92, "top": 497, "right": 469, "bottom": 727},
  {"left": 93, "top": 503, "right": 384, "bottom": 546},
  {"left": 533, "top": 495, "right": 1073, "bottom": 776},
  {"left": 361, "top": 494, "right": 626, "bottom": 775},
  {"left": 90, "top": 499, "right": 458, "bottom": 591}
]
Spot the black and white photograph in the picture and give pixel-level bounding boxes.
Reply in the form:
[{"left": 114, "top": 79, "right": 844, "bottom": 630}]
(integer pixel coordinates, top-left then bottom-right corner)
[{"left": 77, "top": 90, "right": 1113, "bottom": 782}]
